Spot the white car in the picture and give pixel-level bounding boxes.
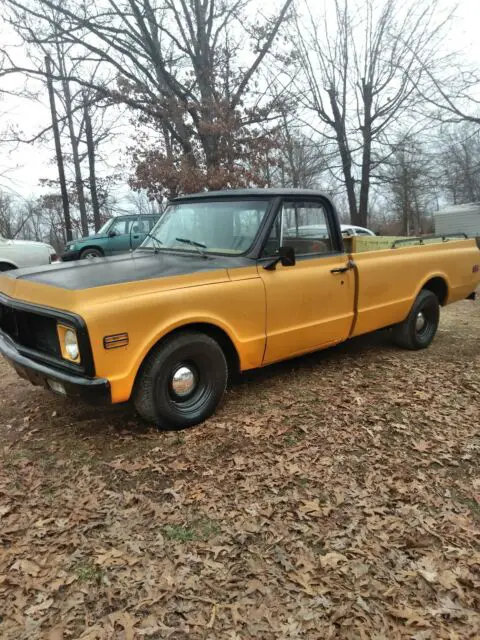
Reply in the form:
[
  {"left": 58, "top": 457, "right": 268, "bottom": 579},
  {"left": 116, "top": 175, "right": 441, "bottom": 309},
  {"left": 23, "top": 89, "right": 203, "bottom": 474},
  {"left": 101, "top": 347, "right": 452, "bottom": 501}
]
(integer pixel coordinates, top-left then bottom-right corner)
[
  {"left": 286, "top": 224, "right": 376, "bottom": 238},
  {"left": 0, "top": 236, "right": 57, "bottom": 271},
  {"left": 340, "top": 224, "right": 375, "bottom": 237}
]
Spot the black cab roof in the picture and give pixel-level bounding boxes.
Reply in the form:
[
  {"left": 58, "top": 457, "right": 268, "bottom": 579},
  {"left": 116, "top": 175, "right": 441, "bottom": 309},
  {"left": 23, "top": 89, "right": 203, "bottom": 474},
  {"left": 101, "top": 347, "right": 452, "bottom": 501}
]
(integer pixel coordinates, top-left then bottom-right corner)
[{"left": 172, "top": 188, "right": 333, "bottom": 201}]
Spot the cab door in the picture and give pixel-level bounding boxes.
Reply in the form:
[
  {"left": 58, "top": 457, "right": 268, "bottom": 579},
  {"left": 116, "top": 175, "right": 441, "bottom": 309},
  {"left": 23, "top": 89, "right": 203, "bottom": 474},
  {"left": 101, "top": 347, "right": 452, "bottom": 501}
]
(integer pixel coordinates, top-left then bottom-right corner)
[
  {"left": 259, "top": 199, "right": 355, "bottom": 364},
  {"left": 107, "top": 217, "right": 136, "bottom": 254}
]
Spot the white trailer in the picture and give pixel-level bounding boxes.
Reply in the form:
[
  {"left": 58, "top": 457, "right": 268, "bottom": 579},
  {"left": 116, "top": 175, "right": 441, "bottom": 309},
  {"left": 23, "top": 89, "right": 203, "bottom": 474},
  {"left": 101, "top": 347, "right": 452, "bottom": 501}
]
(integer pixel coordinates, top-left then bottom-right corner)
[{"left": 434, "top": 203, "right": 480, "bottom": 237}]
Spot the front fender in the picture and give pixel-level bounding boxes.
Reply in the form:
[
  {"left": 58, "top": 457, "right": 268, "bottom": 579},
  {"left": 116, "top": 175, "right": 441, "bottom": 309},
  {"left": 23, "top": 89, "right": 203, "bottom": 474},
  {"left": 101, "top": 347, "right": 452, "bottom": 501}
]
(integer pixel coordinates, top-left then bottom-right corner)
[{"left": 86, "top": 277, "right": 266, "bottom": 403}]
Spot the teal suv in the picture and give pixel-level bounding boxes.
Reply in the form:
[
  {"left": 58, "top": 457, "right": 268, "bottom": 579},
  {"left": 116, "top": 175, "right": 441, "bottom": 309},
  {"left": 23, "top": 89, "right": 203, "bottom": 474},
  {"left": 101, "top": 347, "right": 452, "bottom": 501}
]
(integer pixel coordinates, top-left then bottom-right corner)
[{"left": 61, "top": 214, "right": 159, "bottom": 261}]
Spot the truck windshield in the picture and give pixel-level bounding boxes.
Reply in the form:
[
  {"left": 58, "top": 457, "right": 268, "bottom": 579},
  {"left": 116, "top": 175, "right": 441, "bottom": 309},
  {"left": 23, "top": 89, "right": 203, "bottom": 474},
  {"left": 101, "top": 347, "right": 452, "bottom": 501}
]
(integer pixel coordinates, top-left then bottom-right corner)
[{"left": 139, "top": 199, "right": 271, "bottom": 255}]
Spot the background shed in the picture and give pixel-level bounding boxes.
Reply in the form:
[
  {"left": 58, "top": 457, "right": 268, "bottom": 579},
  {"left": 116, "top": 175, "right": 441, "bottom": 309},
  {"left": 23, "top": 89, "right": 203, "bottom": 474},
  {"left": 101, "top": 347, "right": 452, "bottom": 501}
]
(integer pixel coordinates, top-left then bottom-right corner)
[{"left": 434, "top": 203, "right": 480, "bottom": 236}]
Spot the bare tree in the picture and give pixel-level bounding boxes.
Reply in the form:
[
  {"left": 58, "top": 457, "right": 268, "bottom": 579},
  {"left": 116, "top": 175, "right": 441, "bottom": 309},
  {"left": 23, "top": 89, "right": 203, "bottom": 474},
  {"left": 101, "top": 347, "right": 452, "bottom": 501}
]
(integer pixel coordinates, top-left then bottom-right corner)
[
  {"left": 413, "top": 60, "right": 480, "bottom": 127},
  {"left": 3, "top": 0, "right": 293, "bottom": 195},
  {"left": 292, "top": 0, "right": 446, "bottom": 226},
  {"left": 2, "top": 4, "right": 121, "bottom": 237},
  {"left": 375, "top": 133, "right": 436, "bottom": 235},
  {"left": 437, "top": 124, "right": 480, "bottom": 205},
  {"left": 83, "top": 92, "right": 101, "bottom": 231},
  {"left": 53, "top": 37, "right": 89, "bottom": 236},
  {"left": 271, "top": 109, "right": 330, "bottom": 188},
  {"left": 45, "top": 54, "right": 73, "bottom": 240}
]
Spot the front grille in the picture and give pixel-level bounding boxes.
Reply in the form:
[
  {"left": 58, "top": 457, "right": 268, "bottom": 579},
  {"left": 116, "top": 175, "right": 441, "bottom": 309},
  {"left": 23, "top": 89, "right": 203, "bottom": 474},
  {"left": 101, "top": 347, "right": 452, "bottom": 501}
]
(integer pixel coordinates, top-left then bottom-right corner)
[
  {"left": 0, "top": 301, "right": 61, "bottom": 358},
  {"left": 0, "top": 303, "right": 19, "bottom": 340}
]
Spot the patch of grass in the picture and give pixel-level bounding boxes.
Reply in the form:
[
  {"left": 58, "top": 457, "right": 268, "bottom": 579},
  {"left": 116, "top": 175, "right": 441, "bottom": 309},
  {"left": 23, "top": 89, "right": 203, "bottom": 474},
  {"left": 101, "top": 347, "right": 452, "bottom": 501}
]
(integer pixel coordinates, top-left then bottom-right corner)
[
  {"left": 74, "top": 562, "right": 104, "bottom": 583},
  {"left": 283, "top": 429, "right": 306, "bottom": 447},
  {"left": 163, "top": 524, "right": 196, "bottom": 542},
  {"left": 195, "top": 518, "right": 221, "bottom": 539},
  {"left": 453, "top": 492, "right": 480, "bottom": 522},
  {"left": 41, "top": 485, "right": 57, "bottom": 499},
  {"left": 173, "top": 434, "right": 185, "bottom": 446},
  {"left": 163, "top": 518, "right": 220, "bottom": 542}
]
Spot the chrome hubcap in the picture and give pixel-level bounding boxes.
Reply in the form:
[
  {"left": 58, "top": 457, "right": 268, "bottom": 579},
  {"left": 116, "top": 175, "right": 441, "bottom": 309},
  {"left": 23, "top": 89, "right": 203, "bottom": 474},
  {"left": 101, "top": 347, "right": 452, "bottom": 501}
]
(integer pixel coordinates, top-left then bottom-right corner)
[
  {"left": 416, "top": 311, "right": 426, "bottom": 332},
  {"left": 171, "top": 366, "right": 196, "bottom": 397}
]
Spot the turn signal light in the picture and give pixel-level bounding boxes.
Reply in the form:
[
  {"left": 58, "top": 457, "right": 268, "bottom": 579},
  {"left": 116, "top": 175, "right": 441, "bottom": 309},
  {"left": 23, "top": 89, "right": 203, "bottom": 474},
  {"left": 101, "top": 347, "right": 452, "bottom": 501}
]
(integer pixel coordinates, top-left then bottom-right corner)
[{"left": 103, "top": 333, "right": 129, "bottom": 349}]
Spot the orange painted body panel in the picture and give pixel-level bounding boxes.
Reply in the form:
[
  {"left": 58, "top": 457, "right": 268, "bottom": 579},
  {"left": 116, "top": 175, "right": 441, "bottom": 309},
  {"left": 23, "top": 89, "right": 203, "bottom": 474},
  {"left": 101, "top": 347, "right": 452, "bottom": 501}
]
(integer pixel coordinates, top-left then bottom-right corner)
[
  {"left": 259, "top": 254, "right": 355, "bottom": 363},
  {"left": 0, "top": 238, "right": 478, "bottom": 404},
  {"left": 350, "top": 240, "right": 480, "bottom": 337}
]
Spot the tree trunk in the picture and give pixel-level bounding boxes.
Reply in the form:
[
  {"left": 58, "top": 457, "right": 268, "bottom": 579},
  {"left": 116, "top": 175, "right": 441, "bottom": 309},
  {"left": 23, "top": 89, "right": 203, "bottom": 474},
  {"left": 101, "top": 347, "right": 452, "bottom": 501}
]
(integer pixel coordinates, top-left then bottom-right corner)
[
  {"left": 83, "top": 93, "right": 101, "bottom": 232},
  {"left": 45, "top": 55, "right": 72, "bottom": 242},
  {"left": 56, "top": 42, "right": 89, "bottom": 236},
  {"left": 327, "top": 88, "right": 359, "bottom": 225},
  {"left": 358, "top": 81, "right": 373, "bottom": 227}
]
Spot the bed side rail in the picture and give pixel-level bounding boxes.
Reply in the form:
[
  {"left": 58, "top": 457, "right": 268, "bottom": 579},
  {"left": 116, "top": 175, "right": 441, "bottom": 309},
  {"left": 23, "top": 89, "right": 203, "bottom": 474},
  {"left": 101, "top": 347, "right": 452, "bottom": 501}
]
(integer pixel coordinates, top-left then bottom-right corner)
[{"left": 391, "top": 233, "right": 469, "bottom": 249}]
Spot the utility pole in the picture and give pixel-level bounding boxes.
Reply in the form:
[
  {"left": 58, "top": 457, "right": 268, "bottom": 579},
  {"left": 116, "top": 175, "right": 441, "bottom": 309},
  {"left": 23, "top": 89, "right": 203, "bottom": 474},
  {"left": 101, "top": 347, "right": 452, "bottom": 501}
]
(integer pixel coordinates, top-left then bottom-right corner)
[
  {"left": 45, "top": 55, "right": 73, "bottom": 242},
  {"left": 83, "top": 92, "right": 101, "bottom": 232}
]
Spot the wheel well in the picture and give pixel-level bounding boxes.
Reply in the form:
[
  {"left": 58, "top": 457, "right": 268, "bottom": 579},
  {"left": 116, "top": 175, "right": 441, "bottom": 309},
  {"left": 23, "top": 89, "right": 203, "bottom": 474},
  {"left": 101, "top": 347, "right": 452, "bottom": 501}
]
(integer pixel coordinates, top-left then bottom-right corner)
[
  {"left": 80, "top": 246, "right": 104, "bottom": 256},
  {"left": 0, "top": 261, "right": 17, "bottom": 271},
  {"left": 422, "top": 277, "right": 448, "bottom": 306},
  {"left": 139, "top": 323, "right": 241, "bottom": 379}
]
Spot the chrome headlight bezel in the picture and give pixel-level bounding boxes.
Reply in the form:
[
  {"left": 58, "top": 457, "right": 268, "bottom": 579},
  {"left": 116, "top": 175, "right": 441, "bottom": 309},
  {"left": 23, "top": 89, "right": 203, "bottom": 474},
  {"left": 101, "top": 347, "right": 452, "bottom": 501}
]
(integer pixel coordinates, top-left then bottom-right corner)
[{"left": 57, "top": 324, "right": 81, "bottom": 363}]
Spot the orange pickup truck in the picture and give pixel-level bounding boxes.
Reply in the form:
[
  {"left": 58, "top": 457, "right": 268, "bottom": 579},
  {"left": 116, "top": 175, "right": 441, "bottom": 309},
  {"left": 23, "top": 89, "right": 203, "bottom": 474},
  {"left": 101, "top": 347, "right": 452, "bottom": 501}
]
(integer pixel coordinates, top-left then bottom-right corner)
[{"left": 0, "top": 189, "right": 478, "bottom": 429}]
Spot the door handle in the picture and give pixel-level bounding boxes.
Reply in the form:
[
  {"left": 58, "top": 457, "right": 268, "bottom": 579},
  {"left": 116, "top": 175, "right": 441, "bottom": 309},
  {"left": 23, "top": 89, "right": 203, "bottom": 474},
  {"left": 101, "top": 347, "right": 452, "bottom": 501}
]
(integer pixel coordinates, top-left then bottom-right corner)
[{"left": 330, "top": 260, "right": 355, "bottom": 274}]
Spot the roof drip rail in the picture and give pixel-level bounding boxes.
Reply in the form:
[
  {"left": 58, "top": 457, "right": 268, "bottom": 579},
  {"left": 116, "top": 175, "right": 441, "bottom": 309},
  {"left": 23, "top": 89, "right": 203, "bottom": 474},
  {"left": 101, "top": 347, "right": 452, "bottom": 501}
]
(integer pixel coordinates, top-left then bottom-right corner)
[{"left": 391, "top": 233, "right": 468, "bottom": 249}]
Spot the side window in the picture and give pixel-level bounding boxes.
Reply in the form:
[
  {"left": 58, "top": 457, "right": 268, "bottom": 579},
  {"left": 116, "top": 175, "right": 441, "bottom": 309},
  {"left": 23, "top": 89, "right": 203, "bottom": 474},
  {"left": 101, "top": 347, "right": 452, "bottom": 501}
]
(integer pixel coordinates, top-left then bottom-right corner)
[
  {"left": 148, "top": 217, "right": 159, "bottom": 231},
  {"left": 134, "top": 217, "right": 150, "bottom": 233},
  {"left": 110, "top": 217, "right": 134, "bottom": 235},
  {"left": 263, "top": 201, "right": 334, "bottom": 257}
]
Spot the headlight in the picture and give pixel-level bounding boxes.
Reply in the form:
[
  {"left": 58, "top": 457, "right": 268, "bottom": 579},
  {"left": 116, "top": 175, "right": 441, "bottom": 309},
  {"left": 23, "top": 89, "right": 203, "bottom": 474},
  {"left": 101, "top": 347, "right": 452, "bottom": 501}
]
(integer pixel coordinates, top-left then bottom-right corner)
[
  {"left": 57, "top": 324, "right": 80, "bottom": 362},
  {"left": 65, "top": 329, "right": 79, "bottom": 360}
]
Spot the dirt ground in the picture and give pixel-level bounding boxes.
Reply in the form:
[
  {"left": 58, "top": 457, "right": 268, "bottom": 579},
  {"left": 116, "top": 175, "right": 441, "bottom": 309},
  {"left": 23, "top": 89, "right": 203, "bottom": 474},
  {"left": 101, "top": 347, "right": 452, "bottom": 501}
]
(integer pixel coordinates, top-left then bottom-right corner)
[{"left": 0, "top": 298, "right": 479, "bottom": 640}]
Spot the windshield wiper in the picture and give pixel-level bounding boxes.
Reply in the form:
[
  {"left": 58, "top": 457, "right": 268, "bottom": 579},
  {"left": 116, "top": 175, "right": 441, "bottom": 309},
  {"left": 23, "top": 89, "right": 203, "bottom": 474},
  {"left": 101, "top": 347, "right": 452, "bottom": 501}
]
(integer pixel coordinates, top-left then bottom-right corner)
[
  {"left": 138, "top": 232, "right": 163, "bottom": 253},
  {"left": 175, "top": 237, "right": 207, "bottom": 258}
]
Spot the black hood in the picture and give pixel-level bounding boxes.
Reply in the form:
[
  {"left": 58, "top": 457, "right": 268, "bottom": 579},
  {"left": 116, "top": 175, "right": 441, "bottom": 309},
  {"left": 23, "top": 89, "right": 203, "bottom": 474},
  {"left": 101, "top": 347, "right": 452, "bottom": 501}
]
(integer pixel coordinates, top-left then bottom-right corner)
[{"left": 6, "top": 250, "right": 252, "bottom": 290}]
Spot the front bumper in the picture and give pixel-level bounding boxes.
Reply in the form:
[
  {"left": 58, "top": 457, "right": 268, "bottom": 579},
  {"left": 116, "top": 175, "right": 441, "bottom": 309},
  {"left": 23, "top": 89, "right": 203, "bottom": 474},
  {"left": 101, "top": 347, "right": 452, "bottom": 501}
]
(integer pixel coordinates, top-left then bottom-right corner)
[
  {"left": 0, "top": 330, "right": 110, "bottom": 404},
  {"left": 61, "top": 249, "right": 81, "bottom": 261}
]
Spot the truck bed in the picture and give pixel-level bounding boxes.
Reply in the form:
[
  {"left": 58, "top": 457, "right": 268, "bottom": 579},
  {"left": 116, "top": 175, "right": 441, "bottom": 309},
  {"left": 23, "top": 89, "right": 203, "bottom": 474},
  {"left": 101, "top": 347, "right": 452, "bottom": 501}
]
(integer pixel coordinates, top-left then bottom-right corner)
[{"left": 348, "top": 236, "right": 480, "bottom": 338}]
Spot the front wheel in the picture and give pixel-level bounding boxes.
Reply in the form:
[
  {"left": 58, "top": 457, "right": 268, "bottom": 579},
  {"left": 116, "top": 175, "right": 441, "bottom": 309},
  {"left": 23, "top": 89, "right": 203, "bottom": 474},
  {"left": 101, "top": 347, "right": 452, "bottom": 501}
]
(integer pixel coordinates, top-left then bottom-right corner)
[
  {"left": 391, "top": 289, "right": 440, "bottom": 350},
  {"left": 80, "top": 247, "right": 103, "bottom": 259},
  {"left": 133, "top": 331, "right": 228, "bottom": 430}
]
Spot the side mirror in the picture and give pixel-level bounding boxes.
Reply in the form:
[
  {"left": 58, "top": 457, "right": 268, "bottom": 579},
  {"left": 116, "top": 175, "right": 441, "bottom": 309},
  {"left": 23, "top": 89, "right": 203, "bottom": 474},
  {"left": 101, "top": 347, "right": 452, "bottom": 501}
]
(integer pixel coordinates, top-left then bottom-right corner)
[
  {"left": 279, "top": 245, "right": 296, "bottom": 267},
  {"left": 263, "top": 245, "right": 296, "bottom": 271},
  {"left": 108, "top": 230, "right": 117, "bottom": 238}
]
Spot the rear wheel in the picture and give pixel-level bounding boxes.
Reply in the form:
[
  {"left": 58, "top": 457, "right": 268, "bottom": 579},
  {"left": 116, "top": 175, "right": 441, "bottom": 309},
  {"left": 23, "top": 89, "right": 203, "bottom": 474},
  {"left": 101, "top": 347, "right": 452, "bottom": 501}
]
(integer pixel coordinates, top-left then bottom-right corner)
[
  {"left": 133, "top": 331, "right": 228, "bottom": 430},
  {"left": 0, "top": 263, "right": 16, "bottom": 271},
  {"left": 80, "top": 247, "right": 103, "bottom": 259},
  {"left": 392, "top": 289, "right": 440, "bottom": 350}
]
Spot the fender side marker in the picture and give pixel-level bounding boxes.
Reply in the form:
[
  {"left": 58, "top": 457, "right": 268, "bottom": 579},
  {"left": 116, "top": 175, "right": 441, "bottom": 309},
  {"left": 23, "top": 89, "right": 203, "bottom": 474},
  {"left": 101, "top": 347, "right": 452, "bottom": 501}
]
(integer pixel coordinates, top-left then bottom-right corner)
[{"left": 104, "top": 333, "right": 129, "bottom": 349}]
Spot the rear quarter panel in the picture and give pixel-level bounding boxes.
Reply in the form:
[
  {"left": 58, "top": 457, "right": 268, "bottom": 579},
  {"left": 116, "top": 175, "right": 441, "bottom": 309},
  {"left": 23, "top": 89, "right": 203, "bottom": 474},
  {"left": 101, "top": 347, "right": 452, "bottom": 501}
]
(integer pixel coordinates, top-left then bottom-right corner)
[{"left": 351, "top": 239, "right": 479, "bottom": 337}]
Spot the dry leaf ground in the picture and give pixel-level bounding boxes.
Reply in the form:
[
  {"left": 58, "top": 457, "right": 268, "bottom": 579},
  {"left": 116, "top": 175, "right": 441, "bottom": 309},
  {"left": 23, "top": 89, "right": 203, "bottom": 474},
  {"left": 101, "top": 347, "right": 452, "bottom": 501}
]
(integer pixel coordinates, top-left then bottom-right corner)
[{"left": 0, "top": 297, "right": 479, "bottom": 639}]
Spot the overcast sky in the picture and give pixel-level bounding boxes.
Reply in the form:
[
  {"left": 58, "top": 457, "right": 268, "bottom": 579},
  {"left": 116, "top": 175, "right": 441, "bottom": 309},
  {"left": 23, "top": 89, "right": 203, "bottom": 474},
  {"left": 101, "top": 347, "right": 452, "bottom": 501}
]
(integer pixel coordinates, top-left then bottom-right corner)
[{"left": 1, "top": 0, "right": 479, "bottom": 201}]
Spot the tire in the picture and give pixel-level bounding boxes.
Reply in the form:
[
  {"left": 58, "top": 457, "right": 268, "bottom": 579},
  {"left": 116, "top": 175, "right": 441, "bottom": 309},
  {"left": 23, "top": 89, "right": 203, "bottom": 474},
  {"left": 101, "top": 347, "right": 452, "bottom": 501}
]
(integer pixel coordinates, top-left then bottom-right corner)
[
  {"left": 0, "top": 263, "right": 16, "bottom": 272},
  {"left": 133, "top": 331, "right": 228, "bottom": 430},
  {"left": 80, "top": 247, "right": 103, "bottom": 259},
  {"left": 391, "top": 289, "right": 440, "bottom": 350}
]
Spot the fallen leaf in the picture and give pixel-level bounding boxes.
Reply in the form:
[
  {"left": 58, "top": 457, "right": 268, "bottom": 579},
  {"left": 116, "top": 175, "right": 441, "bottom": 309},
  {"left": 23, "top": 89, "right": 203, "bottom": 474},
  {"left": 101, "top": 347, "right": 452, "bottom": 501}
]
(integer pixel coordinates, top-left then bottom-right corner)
[{"left": 320, "top": 552, "right": 347, "bottom": 569}]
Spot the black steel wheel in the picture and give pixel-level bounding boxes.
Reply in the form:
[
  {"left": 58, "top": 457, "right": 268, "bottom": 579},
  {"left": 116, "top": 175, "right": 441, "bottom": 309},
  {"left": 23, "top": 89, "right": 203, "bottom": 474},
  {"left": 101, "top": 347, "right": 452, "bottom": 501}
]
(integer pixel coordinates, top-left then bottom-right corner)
[
  {"left": 392, "top": 289, "right": 440, "bottom": 350},
  {"left": 133, "top": 331, "right": 228, "bottom": 430}
]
